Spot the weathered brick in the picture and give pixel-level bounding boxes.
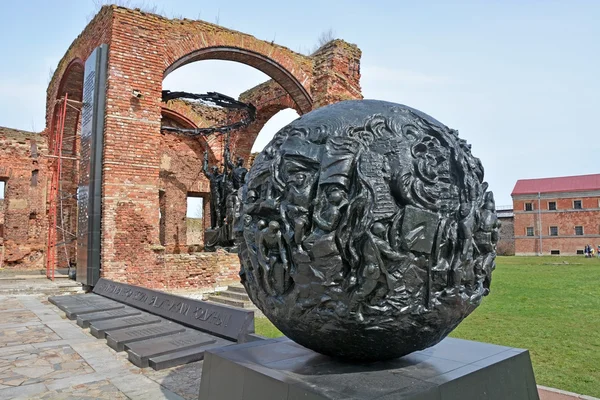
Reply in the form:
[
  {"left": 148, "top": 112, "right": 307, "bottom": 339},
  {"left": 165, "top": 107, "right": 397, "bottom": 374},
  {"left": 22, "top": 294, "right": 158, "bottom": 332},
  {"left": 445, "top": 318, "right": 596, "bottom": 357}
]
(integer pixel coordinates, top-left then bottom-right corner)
[{"left": 2, "top": 5, "right": 364, "bottom": 286}]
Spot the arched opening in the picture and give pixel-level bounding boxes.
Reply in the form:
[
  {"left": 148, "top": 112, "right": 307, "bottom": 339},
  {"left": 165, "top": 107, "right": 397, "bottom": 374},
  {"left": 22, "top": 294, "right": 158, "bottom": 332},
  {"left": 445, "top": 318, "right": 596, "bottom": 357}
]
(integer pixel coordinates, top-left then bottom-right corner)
[
  {"left": 251, "top": 108, "right": 300, "bottom": 153},
  {"left": 164, "top": 47, "right": 312, "bottom": 114},
  {"left": 160, "top": 56, "right": 306, "bottom": 254},
  {"left": 48, "top": 59, "right": 84, "bottom": 271}
]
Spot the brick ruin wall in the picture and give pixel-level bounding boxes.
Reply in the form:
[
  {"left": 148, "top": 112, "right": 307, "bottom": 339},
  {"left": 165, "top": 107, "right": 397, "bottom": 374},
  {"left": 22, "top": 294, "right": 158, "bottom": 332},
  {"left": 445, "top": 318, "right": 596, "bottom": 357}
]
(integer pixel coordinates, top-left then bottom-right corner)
[
  {"left": 0, "top": 127, "right": 48, "bottom": 269},
  {"left": 1, "top": 5, "right": 362, "bottom": 289}
]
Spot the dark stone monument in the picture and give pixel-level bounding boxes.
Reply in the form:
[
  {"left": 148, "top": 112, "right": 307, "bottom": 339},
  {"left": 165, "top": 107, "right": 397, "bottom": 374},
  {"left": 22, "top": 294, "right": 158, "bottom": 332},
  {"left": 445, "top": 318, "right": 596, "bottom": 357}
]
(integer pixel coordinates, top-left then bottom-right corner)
[
  {"left": 89, "top": 315, "right": 162, "bottom": 339},
  {"left": 62, "top": 303, "right": 125, "bottom": 320},
  {"left": 199, "top": 337, "right": 539, "bottom": 400},
  {"left": 126, "top": 330, "right": 225, "bottom": 368},
  {"left": 237, "top": 100, "right": 500, "bottom": 361},
  {"left": 198, "top": 100, "right": 537, "bottom": 399},
  {"left": 203, "top": 139, "right": 248, "bottom": 252},
  {"left": 76, "top": 307, "right": 142, "bottom": 328},
  {"left": 92, "top": 278, "right": 254, "bottom": 342},
  {"left": 77, "top": 44, "right": 108, "bottom": 286},
  {"left": 106, "top": 323, "right": 186, "bottom": 352},
  {"left": 49, "top": 279, "right": 255, "bottom": 371}
]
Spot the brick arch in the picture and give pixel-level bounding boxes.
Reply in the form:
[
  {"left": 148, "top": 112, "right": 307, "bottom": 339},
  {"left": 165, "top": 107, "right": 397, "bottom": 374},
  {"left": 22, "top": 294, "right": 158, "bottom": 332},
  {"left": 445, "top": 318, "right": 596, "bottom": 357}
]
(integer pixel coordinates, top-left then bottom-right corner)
[
  {"left": 48, "top": 57, "right": 85, "bottom": 269},
  {"left": 161, "top": 107, "right": 197, "bottom": 129},
  {"left": 163, "top": 46, "right": 313, "bottom": 114},
  {"left": 232, "top": 103, "right": 297, "bottom": 165}
]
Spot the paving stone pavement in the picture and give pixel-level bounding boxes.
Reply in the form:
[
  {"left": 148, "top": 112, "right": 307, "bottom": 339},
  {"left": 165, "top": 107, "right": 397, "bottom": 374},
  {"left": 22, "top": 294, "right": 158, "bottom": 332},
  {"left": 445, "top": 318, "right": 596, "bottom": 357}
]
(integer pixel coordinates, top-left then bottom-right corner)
[{"left": 0, "top": 294, "right": 204, "bottom": 400}]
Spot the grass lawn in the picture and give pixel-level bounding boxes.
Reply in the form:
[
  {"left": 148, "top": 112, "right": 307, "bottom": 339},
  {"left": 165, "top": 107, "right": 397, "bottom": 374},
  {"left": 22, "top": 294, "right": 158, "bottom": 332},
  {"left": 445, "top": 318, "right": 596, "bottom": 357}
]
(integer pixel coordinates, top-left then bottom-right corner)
[{"left": 254, "top": 256, "right": 600, "bottom": 397}]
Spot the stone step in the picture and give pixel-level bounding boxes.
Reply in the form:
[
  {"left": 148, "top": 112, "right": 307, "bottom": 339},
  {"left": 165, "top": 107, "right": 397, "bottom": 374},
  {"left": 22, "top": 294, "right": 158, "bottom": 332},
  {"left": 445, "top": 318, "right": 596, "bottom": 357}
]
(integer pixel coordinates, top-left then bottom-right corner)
[
  {"left": 149, "top": 340, "right": 229, "bottom": 370},
  {"left": 206, "top": 296, "right": 255, "bottom": 309},
  {"left": 216, "top": 290, "right": 250, "bottom": 301},
  {"left": 0, "top": 285, "right": 84, "bottom": 296},
  {"left": 226, "top": 285, "right": 248, "bottom": 295}
]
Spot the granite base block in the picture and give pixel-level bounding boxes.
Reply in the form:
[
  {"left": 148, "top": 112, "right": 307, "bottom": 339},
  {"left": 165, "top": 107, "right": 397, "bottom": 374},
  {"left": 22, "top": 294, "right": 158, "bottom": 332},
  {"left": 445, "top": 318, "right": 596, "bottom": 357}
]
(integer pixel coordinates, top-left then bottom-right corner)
[{"left": 199, "top": 337, "right": 539, "bottom": 400}]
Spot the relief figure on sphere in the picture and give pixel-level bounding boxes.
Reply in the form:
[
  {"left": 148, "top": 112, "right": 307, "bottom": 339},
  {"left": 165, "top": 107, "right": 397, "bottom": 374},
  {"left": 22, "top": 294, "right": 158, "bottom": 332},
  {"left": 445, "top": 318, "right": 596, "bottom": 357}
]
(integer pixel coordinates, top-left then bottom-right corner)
[{"left": 236, "top": 100, "right": 499, "bottom": 361}]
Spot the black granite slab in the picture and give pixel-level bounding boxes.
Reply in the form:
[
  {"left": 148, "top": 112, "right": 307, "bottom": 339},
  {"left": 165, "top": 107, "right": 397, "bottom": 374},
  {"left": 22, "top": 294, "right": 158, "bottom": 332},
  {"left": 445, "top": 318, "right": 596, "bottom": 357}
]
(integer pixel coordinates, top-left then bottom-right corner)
[
  {"left": 149, "top": 340, "right": 231, "bottom": 370},
  {"left": 64, "top": 303, "right": 125, "bottom": 320},
  {"left": 199, "top": 337, "right": 539, "bottom": 400},
  {"left": 106, "top": 323, "right": 186, "bottom": 351},
  {"left": 49, "top": 294, "right": 117, "bottom": 308},
  {"left": 126, "top": 330, "right": 224, "bottom": 368},
  {"left": 89, "top": 315, "right": 162, "bottom": 339},
  {"left": 93, "top": 278, "right": 254, "bottom": 341},
  {"left": 76, "top": 307, "right": 142, "bottom": 328}
]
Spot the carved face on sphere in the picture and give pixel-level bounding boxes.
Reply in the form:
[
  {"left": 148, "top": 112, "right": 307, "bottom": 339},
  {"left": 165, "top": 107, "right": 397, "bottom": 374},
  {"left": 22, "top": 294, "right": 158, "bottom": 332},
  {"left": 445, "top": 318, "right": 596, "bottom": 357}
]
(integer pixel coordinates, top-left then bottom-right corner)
[{"left": 237, "top": 100, "right": 499, "bottom": 361}]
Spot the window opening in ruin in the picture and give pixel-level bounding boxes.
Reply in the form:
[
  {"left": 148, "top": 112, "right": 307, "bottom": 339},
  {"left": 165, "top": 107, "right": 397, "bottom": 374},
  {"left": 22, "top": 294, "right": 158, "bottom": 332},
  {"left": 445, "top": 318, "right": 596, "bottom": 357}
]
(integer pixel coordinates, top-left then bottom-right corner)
[
  {"left": 0, "top": 180, "right": 4, "bottom": 199},
  {"left": 186, "top": 195, "right": 204, "bottom": 248},
  {"left": 524, "top": 202, "right": 533, "bottom": 211},
  {"left": 526, "top": 227, "right": 534, "bottom": 236},
  {"left": 31, "top": 170, "right": 39, "bottom": 187}
]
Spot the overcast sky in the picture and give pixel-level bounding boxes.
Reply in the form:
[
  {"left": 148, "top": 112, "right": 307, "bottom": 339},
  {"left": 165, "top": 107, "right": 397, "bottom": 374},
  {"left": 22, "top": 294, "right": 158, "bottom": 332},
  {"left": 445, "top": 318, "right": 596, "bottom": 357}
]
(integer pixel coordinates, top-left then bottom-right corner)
[{"left": 0, "top": 0, "right": 599, "bottom": 206}]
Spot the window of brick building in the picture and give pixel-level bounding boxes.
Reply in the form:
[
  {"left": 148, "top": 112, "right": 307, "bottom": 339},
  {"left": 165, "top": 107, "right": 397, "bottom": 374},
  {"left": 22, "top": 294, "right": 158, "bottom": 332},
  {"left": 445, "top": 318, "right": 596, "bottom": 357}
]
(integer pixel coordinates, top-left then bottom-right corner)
[
  {"left": 524, "top": 202, "right": 533, "bottom": 211},
  {"left": 186, "top": 195, "right": 204, "bottom": 247},
  {"left": 575, "top": 226, "right": 584, "bottom": 236},
  {"left": 576, "top": 249, "right": 584, "bottom": 255},
  {"left": 548, "top": 201, "right": 556, "bottom": 210},
  {"left": 573, "top": 200, "right": 582, "bottom": 209},
  {"left": 549, "top": 226, "right": 558, "bottom": 236},
  {"left": 526, "top": 227, "right": 534, "bottom": 236},
  {"left": 550, "top": 250, "right": 560, "bottom": 255}
]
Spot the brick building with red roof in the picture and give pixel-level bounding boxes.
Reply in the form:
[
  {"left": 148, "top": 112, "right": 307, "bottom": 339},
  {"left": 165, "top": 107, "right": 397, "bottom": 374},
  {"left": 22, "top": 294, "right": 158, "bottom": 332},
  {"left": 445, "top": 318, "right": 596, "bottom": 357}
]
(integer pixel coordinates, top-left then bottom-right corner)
[{"left": 511, "top": 173, "right": 600, "bottom": 255}]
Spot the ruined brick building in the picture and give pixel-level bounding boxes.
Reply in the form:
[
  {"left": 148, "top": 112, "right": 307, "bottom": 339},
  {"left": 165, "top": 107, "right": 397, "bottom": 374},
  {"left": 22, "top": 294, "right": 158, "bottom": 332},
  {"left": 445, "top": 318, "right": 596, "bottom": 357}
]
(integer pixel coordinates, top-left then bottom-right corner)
[{"left": 0, "top": 6, "right": 362, "bottom": 289}]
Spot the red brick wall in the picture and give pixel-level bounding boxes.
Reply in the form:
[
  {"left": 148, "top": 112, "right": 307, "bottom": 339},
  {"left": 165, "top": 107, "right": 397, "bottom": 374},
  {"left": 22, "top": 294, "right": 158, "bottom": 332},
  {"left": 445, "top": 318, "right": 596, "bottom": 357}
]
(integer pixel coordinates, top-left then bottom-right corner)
[
  {"left": 160, "top": 251, "right": 240, "bottom": 290},
  {"left": 513, "top": 193, "right": 600, "bottom": 255},
  {"left": 311, "top": 40, "right": 363, "bottom": 108},
  {"left": 41, "top": 5, "right": 363, "bottom": 288},
  {"left": 0, "top": 128, "right": 48, "bottom": 269}
]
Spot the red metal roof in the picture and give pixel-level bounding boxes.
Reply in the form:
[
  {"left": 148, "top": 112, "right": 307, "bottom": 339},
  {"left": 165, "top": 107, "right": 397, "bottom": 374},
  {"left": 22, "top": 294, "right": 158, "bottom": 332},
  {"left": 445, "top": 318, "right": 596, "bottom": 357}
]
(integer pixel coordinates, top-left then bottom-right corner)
[{"left": 511, "top": 173, "right": 600, "bottom": 196}]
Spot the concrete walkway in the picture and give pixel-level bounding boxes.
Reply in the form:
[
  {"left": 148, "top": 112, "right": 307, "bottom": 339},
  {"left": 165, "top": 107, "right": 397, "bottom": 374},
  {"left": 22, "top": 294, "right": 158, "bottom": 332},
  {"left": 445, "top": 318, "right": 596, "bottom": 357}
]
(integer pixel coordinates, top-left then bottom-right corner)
[
  {"left": 0, "top": 294, "right": 203, "bottom": 399},
  {"left": 1, "top": 291, "right": 597, "bottom": 400}
]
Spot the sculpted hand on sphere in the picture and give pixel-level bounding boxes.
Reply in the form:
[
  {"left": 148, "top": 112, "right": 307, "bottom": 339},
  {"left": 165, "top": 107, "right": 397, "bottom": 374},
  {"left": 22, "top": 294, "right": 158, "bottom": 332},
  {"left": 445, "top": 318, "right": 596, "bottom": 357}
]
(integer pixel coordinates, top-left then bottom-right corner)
[{"left": 236, "top": 100, "right": 499, "bottom": 361}]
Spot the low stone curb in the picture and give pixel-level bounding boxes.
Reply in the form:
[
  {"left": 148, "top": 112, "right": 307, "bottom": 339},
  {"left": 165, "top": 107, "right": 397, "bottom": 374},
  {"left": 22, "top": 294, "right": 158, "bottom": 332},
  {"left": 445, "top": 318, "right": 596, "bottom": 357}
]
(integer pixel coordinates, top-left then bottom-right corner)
[{"left": 538, "top": 385, "right": 599, "bottom": 400}]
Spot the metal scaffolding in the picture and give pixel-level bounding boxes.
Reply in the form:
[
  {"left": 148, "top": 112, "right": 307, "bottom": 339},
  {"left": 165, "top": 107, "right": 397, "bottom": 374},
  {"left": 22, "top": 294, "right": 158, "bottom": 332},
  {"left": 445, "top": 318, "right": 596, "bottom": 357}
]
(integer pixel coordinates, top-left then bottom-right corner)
[{"left": 46, "top": 94, "right": 80, "bottom": 281}]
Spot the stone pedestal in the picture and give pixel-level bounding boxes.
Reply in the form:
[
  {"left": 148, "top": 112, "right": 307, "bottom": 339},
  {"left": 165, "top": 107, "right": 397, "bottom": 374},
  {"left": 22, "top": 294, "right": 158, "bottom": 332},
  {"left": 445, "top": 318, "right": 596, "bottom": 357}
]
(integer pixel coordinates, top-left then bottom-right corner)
[{"left": 199, "top": 337, "right": 539, "bottom": 400}]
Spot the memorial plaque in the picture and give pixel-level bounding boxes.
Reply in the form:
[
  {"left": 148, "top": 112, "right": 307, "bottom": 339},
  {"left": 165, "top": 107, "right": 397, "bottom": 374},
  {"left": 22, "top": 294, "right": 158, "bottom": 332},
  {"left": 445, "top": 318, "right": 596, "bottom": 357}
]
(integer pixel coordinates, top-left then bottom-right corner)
[
  {"left": 89, "top": 315, "right": 162, "bottom": 339},
  {"left": 93, "top": 278, "right": 254, "bottom": 341},
  {"left": 106, "top": 323, "right": 185, "bottom": 352},
  {"left": 149, "top": 341, "right": 230, "bottom": 370},
  {"left": 64, "top": 303, "right": 124, "bottom": 320},
  {"left": 76, "top": 307, "right": 142, "bottom": 328},
  {"left": 49, "top": 294, "right": 116, "bottom": 309},
  {"left": 126, "top": 331, "right": 220, "bottom": 368},
  {"left": 77, "top": 44, "right": 108, "bottom": 287},
  {"left": 48, "top": 294, "right": 92, "bottom": 304}
]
